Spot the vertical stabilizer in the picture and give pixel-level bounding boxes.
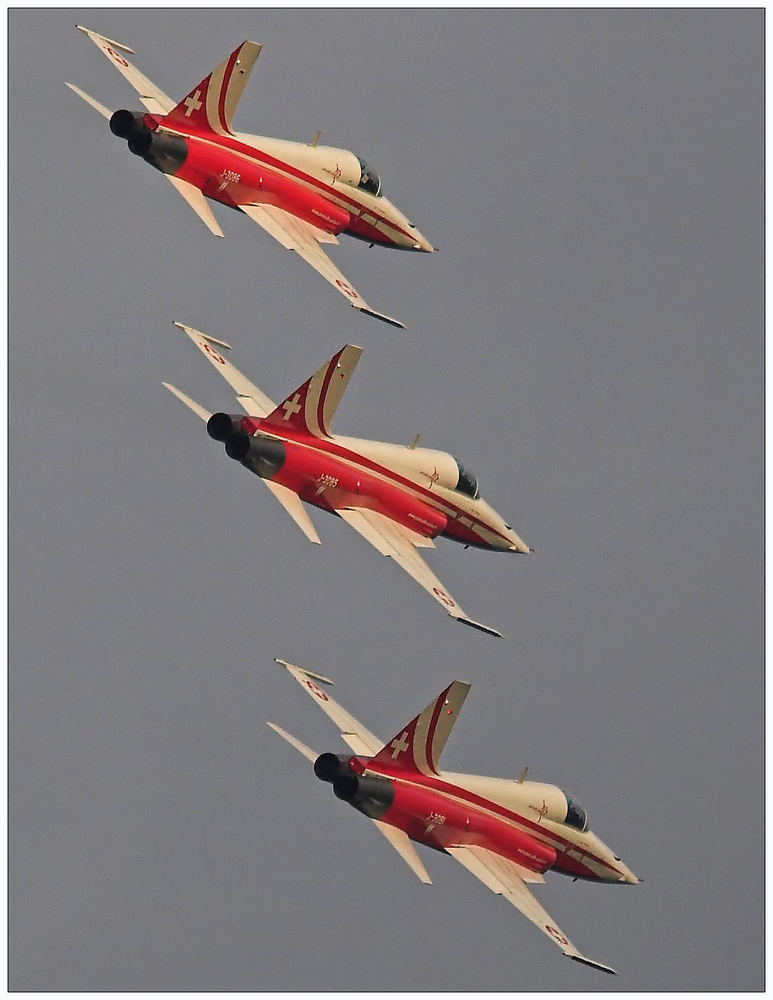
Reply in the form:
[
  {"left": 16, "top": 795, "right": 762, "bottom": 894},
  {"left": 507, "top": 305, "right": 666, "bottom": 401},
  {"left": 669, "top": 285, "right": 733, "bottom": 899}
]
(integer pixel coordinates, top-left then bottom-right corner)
[
  {"left": 163, "top": 41, "right": 262, "bottom": 135},
  {"left": 369, "top": 681, "right": 471, "bottom": 775},
  {"left": 263, "top": 345, "right": 362, "bottom": 438}
]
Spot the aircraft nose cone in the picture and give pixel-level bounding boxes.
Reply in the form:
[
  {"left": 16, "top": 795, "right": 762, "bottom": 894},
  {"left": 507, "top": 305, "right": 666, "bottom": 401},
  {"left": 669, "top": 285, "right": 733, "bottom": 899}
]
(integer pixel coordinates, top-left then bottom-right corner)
[
  {"left": 616, "top": 864, "right": 640, "bottom": 885},
  {"left": 406, "top": 226, "right": 434, "bottom": 252}
]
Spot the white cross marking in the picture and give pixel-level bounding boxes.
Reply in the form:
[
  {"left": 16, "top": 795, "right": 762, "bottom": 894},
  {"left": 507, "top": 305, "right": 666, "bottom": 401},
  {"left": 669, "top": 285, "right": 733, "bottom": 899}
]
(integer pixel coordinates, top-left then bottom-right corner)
[
  {"left": 281, "top": 393, "right": 302, "bottom": 421},
  {"left": 390, "top": 731, "right": 410, "bottom": 759},
  {"left": 184, "top": 90, "right": 203, "bottom": 117}
]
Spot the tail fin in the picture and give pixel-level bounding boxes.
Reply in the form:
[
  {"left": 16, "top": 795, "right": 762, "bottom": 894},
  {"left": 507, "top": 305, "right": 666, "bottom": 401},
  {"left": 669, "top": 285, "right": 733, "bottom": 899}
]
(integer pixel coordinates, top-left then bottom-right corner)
[
  {"left": 263, "top": 345, "right": 362, "bottom": 438},
  {"left": 163, "top": 41, "right": 262, "bottom": 135},
  {"left": 369, "top": 681, "right": 470, "bottom": 776}
]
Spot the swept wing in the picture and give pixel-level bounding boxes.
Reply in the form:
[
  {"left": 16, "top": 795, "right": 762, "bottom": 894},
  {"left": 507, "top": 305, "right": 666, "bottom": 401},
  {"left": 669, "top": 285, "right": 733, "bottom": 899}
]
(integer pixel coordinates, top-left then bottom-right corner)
[
  {"left": 240, "top": 205, "right": 404, "bottom": 328},
  {"left": 166, "top": 329, "right": 500, "bottom": 630},
  {"left": 76, "top": 25, "right": 174, "bottom": 115},
  {"left": 71, "top": 28, "right": 224, "bottom": 236},
  {"left": 270, "top": 660, "right": 431, "bottom": 883},
  {"left": 447, "top": 845, "right": 616, "bottom": 974},
  {"left": 164, "top": 327, "right": 322, "bottom": 543},
  {"left": 337, "top": 508, "right": 502, "bottom": 637}
]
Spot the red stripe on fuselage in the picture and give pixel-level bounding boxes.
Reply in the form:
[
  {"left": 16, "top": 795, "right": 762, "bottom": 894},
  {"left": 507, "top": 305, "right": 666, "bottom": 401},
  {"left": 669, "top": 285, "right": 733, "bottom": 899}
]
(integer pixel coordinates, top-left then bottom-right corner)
[
  {"left": 357, "top": 758, "right": 619, "bottom": 877},
  {"left": 252, "top": 422, "right": 512, "bottom": 548},
  {"left": 154, "top": 117, "right": 414, "bottom": 243}
]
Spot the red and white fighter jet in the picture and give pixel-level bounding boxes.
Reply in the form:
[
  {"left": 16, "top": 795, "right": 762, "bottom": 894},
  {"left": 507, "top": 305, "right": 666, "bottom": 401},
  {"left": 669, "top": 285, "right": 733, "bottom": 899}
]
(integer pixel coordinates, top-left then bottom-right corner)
[
  {"left": 268, "top": 659, "right": 639, "bottom": 975},
  {"left": 68, "top": 26, "right": 434, "bottom": 328},
  {"left": 163, "top": 322, "right": 530, "bottom": 636}
]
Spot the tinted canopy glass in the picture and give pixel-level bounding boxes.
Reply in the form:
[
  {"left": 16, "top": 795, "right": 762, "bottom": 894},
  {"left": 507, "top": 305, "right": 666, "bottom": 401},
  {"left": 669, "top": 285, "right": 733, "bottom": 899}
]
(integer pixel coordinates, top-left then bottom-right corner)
[
  {"left": 563, "top": 792, "right": 588, "bottom": 831},
  {"left": 454, "top": 459, "right": 480, "bottom": 499},
  {"left": 356, "top": 155, "right": 382, "bottom": 197}
]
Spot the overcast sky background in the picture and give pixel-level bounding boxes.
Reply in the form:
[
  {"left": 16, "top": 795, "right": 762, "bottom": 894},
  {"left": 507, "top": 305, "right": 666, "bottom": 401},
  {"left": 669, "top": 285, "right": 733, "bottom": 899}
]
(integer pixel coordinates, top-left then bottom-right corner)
[{"left": 9, "top": 8, "right": 763, "bottom": 992}]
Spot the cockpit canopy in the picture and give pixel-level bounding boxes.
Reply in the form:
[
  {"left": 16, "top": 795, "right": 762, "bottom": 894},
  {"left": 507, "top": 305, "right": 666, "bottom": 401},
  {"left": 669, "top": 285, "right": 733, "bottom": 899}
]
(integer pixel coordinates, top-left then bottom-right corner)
[
  {"left": 454, "top": 458, "right": 480, "bottom": 499},
  {"left": 356, "top": 155, "right": 382, "bottom": 197},
  {"left": 563, "top": 791, "right": 588, "bottom": 831}
]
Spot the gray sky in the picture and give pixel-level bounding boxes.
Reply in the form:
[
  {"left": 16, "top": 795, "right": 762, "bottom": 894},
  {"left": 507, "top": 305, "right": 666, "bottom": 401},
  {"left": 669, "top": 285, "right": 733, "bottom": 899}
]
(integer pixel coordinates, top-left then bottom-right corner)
[{"left": 10, "top": 8, "right": 763, "bottom": 991}]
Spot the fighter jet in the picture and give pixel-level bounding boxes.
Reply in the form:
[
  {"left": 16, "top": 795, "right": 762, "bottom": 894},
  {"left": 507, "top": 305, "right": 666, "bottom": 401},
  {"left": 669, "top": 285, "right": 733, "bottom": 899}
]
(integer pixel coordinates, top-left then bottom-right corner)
[
  {"left": 163, "top": 322, "right": 530, "bottom": 636},
  {"left": 68, "top": 26, "right": 435, "bottom": 327},
  {"left": 268, "top": 659, "right": 640, "bottom": 975}
]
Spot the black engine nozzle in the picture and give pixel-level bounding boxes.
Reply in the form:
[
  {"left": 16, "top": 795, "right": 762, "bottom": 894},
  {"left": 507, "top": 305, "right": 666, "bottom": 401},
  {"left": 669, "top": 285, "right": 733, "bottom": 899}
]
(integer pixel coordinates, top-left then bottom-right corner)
[
  {"left": 109, "top": 109, "right": 144, "bottom": 139},
  {"left": 207, "top": 412, "right": 238, "bottom": 442},
  {"left": 110, "top": 109, "right": 188, "bottom": 176},
  {"left": 225, "top": 431, "right": 251, "bottom": 461},
  {"left": 314, "top": 752, "right": 347, "bottom": 783},
  {"left": 314, "top": 753, "right": 394, "bottom": 818}
]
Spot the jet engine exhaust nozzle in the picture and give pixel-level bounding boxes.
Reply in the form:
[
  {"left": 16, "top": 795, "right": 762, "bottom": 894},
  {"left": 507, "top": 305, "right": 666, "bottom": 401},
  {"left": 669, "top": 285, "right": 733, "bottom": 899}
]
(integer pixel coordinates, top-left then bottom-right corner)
[
  {"left": 224, "top": 431, "right": 251, "bottom": 461},
  {"left": 314, "top": 752, "right": 347, "bottom": 783},
  {"left": 109, "top": 110, "right": 188, "bottom": 175},
  {"left": 207, "top": 412, "right": 241, "bottom": 442},
  {"left": 229, "top": 435, "right": 286, "bottom": 480},
  {"left": 109, "top": 109, "right": 142, "bottom": 139},
  {"left": 331, "top": 773, "right": 395, "bottom": 818}
]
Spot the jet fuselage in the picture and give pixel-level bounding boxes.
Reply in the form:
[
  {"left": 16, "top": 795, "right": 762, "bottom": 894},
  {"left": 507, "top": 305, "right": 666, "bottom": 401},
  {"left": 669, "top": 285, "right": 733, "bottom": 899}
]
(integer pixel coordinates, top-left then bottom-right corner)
[
  {"left": 117, "top": 111, "right": 434, "bottom": 253},
  {"left": 220, "top": 413, "right": 529, "bottom": 553},
  {"left": 340, "top": 755, "right": 639, "bottom": 886}
]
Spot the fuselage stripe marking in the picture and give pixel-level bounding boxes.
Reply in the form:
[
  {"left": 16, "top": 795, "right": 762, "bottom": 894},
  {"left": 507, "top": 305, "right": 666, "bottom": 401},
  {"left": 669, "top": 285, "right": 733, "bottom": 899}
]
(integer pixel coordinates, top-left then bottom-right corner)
[{"left": 155, "top": 118, "right": 414, "bottom": 240}]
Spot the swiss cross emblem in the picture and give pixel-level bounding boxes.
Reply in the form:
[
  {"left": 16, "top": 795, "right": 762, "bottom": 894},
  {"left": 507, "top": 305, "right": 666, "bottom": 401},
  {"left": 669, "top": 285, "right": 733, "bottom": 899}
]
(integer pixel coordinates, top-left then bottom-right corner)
[
  {"left": 389, "top": 731, "right": 410, "bottom": 760},
  {"left": 281, "top": 393, "right": 302, "bottom": 421},
  {"left": 184, "top": 89, "right": 203, "bottom": 117}
]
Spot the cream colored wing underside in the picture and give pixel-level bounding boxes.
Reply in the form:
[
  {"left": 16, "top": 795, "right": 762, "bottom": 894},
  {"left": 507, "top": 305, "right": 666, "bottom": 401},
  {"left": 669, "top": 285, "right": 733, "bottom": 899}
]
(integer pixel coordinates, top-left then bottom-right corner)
[
  {"left": 336, "top": 508, "right": 502, "bottom": 637},
  {"left": 172, "top": 322, "right": 276, "bottom": 416},
  {"left": 240, "top": 204, "right": 404, "bottom": 328},
  {"left": 267, "top": 671, "right": 432, "bottom": 884},
  {"left": 76, "top": 25, "right": 174, "bottom": 115},
  {"left": 447, "top": 845, "right": 616, "bottom": 974},
  {"left": 274, "top": 659, "right": 381, "bottom": 755}
]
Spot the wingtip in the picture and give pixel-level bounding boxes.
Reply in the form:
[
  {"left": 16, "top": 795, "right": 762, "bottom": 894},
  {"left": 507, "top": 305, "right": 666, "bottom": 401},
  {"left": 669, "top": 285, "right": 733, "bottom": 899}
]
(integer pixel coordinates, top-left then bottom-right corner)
[
  {"left": 172, "top": 321, "right": 232, "bottom": 351},
  {"left": 356, "top": 305, "right": 406, "bottom": 329},
  {"left": 455, "top": 616, "right": 503, "bottom": 639},
  {"left": 568, "top": 955, "right": 617, "bottom": 975},
  {"left": 76, "top": 24, "right": 135, "bottom": 54},
  {"left": 274, "top": 658, "right": 335, "bottom": 685}
]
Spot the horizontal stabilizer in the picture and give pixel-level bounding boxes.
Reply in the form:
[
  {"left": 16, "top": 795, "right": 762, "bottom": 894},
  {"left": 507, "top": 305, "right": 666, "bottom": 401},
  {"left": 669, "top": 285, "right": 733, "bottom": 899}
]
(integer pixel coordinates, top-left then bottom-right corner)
[
  {"left": 271, "top": 660, "right": 431, "bottom": 885},
  {"left": 163, "top": 382, "right": 211, "bottom": 422},
  {"left": 266, "top": 722, "right": 318, "bottom": 763},
  {"left": 65, "top": 82, "right": 111, "bottom": 119}
]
